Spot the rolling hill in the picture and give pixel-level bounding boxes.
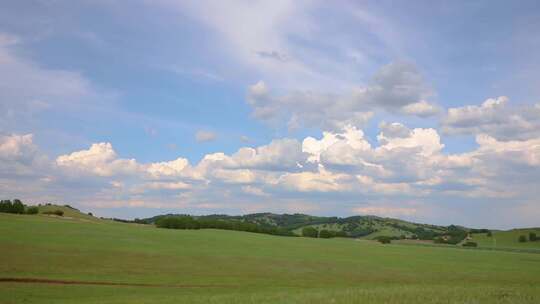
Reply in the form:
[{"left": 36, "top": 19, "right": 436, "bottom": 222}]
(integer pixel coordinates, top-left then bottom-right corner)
[
  {"left": 142, "top": 212, "right": 462, "bottom": 240},
  {"left": 1, "top": 211, "right": 540, "bottom": 303}
]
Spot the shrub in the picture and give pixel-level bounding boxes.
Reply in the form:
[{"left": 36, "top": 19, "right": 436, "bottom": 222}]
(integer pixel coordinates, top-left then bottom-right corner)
[
  {"left": 26, "top": 206, "right": 39, "bottom": 214},
  {"left": 529, "top": 232, "right": 537, "bottom": 242},
  {"left": 302, "top": 227, "right": 319, "bottom": 238},
  {"left": 486, "top": 231, "right": 492, "bottom": 237},
  {"left": 433, "top": 237, "right": 445, "bottom": 244},
  {"left": 518, "top": 235, "right": 527, "bottom": 243},
  {"left": 377, "top": 236, "right": 392, "bottom": 244},
  {"left": 462, "top": 241, "right": 477, "bottom": 247},
  {"left": 43, "top": 210, "right": 64, "bottom": 216},
  {"left": 88, "top": 212, "right": 93, "bottom": 216}
]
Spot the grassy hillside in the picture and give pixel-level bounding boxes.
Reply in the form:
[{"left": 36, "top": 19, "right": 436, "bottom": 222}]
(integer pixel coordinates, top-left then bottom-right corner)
[
  {"left": 1, "top": 212, "right": 540, "bottom": 303},
  {"left": 37, "top": 204, "right": 98, "bottom": 221},
  {"left": 470, "top": 228, "right": 540, "bottom": 249},
  {"left": 145, "top": 213, "right": 454, "bottom": 240}
]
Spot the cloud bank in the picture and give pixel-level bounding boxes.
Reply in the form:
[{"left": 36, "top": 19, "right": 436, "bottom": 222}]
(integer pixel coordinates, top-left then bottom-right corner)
[{"left": 2, "top": 120, "right": 539, "bottom": 228}]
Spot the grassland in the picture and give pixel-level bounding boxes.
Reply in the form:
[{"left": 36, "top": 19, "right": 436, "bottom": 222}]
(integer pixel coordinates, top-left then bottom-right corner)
[
  {"left": 1, "top": 212, "right": 540, "bottom": 303},
  {"left": 470, "top": 228, "right": 540, "bottom": 249}
]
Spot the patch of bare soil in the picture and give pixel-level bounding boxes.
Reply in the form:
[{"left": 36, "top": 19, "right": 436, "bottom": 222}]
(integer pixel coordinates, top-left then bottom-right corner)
[{"left": 0, "top": 277, "right": 235, "bottom": 288}]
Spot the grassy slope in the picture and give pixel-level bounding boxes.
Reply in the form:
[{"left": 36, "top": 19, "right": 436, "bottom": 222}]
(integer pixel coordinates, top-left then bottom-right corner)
[
  {"left": 470, "top": 229, "right": 540, "bottom": 249},
  {"left": 1, "top": 213, "right": 540, "bottom": 304},
  {"left": 148, "top": 213, "right": 450, "bottom": 239},
  {"left": 37, "top": 205, "right": 99, "bottom": 222}
]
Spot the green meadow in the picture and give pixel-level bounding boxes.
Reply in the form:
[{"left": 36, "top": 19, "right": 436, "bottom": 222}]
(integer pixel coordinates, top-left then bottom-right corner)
[
  {"left": 1, "top": 212, "right": 540, "bottom": 304},
  {"left": 470, "top": 229, "right": 540, "bottom": 249}
]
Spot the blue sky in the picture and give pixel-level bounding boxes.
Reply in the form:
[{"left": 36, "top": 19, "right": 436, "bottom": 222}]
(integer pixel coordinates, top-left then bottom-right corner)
[{"left": 1, "top": 1, "right": 539, "bottom": 228}]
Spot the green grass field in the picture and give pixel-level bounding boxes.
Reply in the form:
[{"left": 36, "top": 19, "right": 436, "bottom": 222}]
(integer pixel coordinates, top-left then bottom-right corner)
[
  {"left": 470, "top": 229, "right": 540, "bottom": 249},
  {"left": 2, "top": 213, "right": 540, "bottom": 303}
]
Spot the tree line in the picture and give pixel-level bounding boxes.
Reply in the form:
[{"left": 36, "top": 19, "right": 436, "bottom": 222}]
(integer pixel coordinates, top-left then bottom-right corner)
[
  {"left": 155, "top": 215, "right": 295, "bottom": 237},
  {"left": 301, "top": 226, "right": 347, "bottom": 238},
  {"left": 0, "top": 199, "right": 65, "bottom": 216},
  {"left": 0, "top": 199, "right": 38, "bottom": 214}
]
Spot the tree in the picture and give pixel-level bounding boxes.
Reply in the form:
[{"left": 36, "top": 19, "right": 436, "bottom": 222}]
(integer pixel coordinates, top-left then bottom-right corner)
[
  {"left": 529, "top": 232, "right": 537, "bottom": 242},
  {"left": 302, "top": 227, "right": 318, "bottom": 238},
  {"left": 12, "top": 199, "right": 25, "bottom": 214},
  {"left": 26, "top": 206, "right": 39, "bottom": 214},
  {"left": 0, "top": 200, "right": 13, "bottom": 213},
  {"left": 518, "top": 235, "right": 527, "bottom": 243},
  {"left": 318, "top": 230, "right": 332, "bottom": 238},
  {"left": 486, "top": 231, "right": 492, "bottom": 237},
  {"left": 0, "top": 199, "right": 26, "bottom": 214}
]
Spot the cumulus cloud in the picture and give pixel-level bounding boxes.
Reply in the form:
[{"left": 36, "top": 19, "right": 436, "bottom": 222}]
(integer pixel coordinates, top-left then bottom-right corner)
[
  {"left": 366, "top": 61, "right": 432, "bottom": 109},
  {"left": 3, "top": 121, "right": 540, "bottom": 228},
  {"left": 0, "top": 133, "right": 36, "bottom": 160},
  {"left": 225, "top": 138, "right": 306, "bottom": 171},
  {"left": 247, "top": 62, "right": 438, "bottom": 131},
  {"left": 0, "top": 133, "right": 48, "bottom": 178},
  {"left": 195, "top": 130, "right": 217, "bottom": 142},
  {"left": 56, "top": 143, "right": 140, "bottom": 177},
  {"left": 442, "top": 96, "right": 540, "bottom": 140},
  {"left": 303, "top": 125, "right": 444, "bottom": 184},
  {"left": 378, "top": 121, "right": 411, "bottom": 138},
  {"left": 278, "top": 165, "right": 351, "bottom": 192}
]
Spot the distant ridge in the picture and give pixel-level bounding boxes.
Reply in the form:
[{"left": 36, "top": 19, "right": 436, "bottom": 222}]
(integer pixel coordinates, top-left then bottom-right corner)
[{"left": 140, "top": 212, "right": 469, "bottom": 240}]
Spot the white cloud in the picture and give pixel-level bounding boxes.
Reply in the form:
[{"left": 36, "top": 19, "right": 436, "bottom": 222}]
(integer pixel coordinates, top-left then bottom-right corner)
[
  {"left": 475, "top": 134, "right": 540, "bottom": 167},
  {"left": 56, "top": 143, "right": 140, "bottom": 177},
  {"left": 3, "top": 119, "right": 540, "bottom": 228},
  {"left": 146, "top": 157, "right": 190, "bottom": 178},
  {"left": 246, "top": 62, "right": 437, "bottom": 131},
  {"left": 211, "top": 169, "right": 256, "bottom": 184},
  {"left": 0, "top": 133, "right": 48, "bottom": 178},
  {"left": 303, "top": 125, "right": 371, "bottom": 163},
  {"left": 277, "top": 165, "right": 351, "bottom": 192},
  {"left": 141, "top": 181, "right": 191, "bottom": 191},
  {"left": 0, "top": 133, "right": 36, "bottom": 160},
  {"left": 442, "top": 97, "right": 540, "bottom": 140},
  {"left": 225, "top": 138, "right": 306, "bottom": 171},
  {"left": 377, "top": 127, "right": 444, "bottom": 157},
  {"left": 378, "top": 122, "right": 411, "bottom": 138}
]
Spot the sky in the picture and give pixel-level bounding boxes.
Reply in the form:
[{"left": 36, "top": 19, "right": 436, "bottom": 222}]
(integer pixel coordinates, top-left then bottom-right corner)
[{"left": 1, "top": 0, "right": 539, "bottom": 229}]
